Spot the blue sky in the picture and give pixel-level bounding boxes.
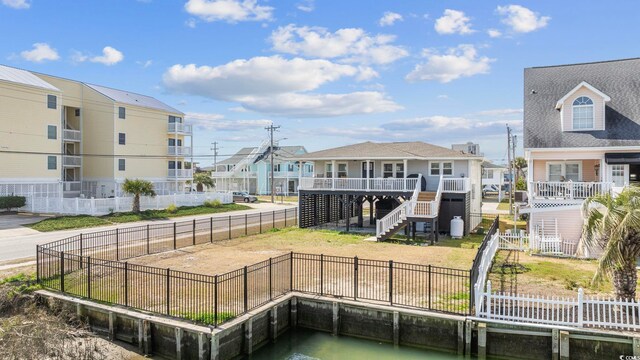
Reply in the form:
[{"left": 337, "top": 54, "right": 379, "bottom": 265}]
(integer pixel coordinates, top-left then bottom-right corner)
[{"left": 3, "top": 0, "right": 640, "bottom": 165}]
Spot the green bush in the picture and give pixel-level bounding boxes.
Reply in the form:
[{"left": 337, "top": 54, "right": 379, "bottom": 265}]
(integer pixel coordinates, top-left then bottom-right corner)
[
  {"left": 203, "top": 199, "right": 222, "bottom": 208},
  {"left": 166, "top": 204, "right": 178, "bottom": 214},
  {"left": 0, "top": 196, "right": 26, "bottom": 212},
  {"left": 515, "top": 178, "right": 527, "bottom": 191}
]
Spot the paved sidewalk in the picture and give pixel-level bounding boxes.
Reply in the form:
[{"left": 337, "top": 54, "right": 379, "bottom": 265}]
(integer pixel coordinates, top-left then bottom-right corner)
[{"left": 0, "top": 202, "right": 296, "bottom": 263}]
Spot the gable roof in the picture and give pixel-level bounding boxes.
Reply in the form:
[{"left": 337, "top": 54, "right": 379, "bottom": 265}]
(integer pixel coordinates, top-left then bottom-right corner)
[
  {"left": 85, "top": 84, "right": 183, "bottom": 114},
  {"left": 524, "top": 58, "right": 640, "bottom": 149},
  {"left": 482, "top": 161, "right": 506, "bottom": 169},
  {"left": 0, "top": 65, "right": 59, "bottom": 91},
  {"left": 214, "top": 145, "right": 308, "bottom": 167},
  {"left": 292, "top": 141, "right": 481, "bottom": 160},
  {"left": 554, "top": 81, "right": 611, "bottom": 109}
]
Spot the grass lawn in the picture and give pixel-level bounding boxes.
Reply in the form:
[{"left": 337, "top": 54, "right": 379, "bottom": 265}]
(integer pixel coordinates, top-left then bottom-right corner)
[
  {"left": 129, "top": 227, "right": 483, "bottom": 275},
  {"left": 496, "top": 198, "right": 512, "bottom": 211},
  {"left": 27, "top": 204, "right": 252, "bottom": 232},
  {"left": 257, "top": 195, "right": 298, "bottom": 203}
]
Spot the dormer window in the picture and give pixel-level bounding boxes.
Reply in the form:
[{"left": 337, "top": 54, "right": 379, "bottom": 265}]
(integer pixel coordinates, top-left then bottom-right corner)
[{"left": 572, "top": 96, "right": 594, "bottom": 130}]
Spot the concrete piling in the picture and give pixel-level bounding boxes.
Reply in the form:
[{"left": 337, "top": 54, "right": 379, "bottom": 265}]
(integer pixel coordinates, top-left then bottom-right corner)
[
  {"left": 244, "top": 318, "right": 253, "bottom": 355},
  {"left": 457, "top": 320, "right": 464, "bottom": 355},
  {"left": 552, "top": 328, "right": 559, "bottom": 360},
  {"left": 332, "top": 302, "right": 339, "bottom": 336},
  {"left": 198, "top": 332, "right": 207, "bottom": 360},
  {"left": 270, "top": 305, "right": 278, "bottom": 342},
  {"left": 137, "top": 319, "right": 143, "bottom": 351},
  {"left": 393, "top": 311, "right": 400, "bottom": 347},
  {"left": 175, "top": 327, "right": 183, "bottom": 360},
  {"left": 559, "top": 331, "right": 569, "bottom": 360},
  {"left": 291, "top": 298, "right": 298, "bottom": 328},
  {"left": 464, "top": 319, "right": 472, "bottom": 358},
  {"left": 142, "top": 320, "right": 151, "bottom": 355},
  {"left": 634, "top": 337, "right": 640, "bottom": 356},
  {"left": 477, "top": 322, "right": 487, "bottom": 360},
  {"left": 108, "top": 311, "right": 115, "bottom": 340},
  {"left": 210, "top": 333, "right": 219, "bottom": 360}
]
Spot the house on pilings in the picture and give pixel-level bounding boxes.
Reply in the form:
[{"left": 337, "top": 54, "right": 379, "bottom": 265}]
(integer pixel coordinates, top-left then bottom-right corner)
[{"left": 289, "top": 141, "right": 483, "bottom": 241}]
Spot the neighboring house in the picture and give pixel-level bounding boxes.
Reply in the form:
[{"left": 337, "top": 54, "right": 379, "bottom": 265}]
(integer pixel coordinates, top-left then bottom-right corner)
[
  {"left": 523, "top": 58, "right": 640, "bottom": 255},
  {"left": 208, "top": 142, "right": 312, "bottom": 195},
  {"left": 0, "top": 64, "right": 192, "bottom": 201},
  {"left": 290, "top": 141, "right": 483, "bottom": 240},
  {"left": 482, "top": 161, "right": 507, "bottom": 189},
  {"left": 452, "top": 142, "right": 483, "bottom": 156}
]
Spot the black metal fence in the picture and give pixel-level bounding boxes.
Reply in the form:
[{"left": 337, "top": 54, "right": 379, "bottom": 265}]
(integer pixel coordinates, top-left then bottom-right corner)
[
  {"left": 37, "top": 207, "right": 473, "bottom": 326},
  {"left": 469, "top": 215, "right": 499, "bottom": 309}
]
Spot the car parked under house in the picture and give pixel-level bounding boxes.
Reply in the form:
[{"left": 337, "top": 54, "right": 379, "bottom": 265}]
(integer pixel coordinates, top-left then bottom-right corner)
[{"left": 289, "top": 141, "right": 483, "bottom": 241}]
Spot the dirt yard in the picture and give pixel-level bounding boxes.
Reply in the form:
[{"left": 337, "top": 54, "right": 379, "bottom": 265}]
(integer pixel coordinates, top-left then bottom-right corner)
[{"left": 128, "top": 228, "right": 485, "bottom": 275}]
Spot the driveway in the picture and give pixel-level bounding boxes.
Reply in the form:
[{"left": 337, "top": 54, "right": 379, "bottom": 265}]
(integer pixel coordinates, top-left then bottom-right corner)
[
  {"left": 0, "top": 203, "right": 297, "bottom": 263},
  {"left": 0, "top": 214, "right": 50, "bottom": 235}
]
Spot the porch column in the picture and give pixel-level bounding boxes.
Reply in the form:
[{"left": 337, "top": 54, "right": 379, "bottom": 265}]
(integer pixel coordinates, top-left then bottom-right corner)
[
  {"left": 403, "top": 159, "right": 408, "bottom": 190},
  {"left": 366, "top": 159, "right": 371, "bottom": 191},
  {"left": 332, "top": 160, "right": 337, "bottom": 190},
  {"left": 298, "top": 161, "right": 303, "bottom": 192},
  {"left": 600, "top": 157, "right": 606, "bottom": 183}
]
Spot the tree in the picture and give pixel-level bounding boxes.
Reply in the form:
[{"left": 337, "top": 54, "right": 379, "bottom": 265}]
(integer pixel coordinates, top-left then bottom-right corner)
[
  {"left": 121, "top": 179, "right": 156, "bottom": 213},
  {"left": 512, "top": 157, "right": 527, "bottom": 183},
  {"left": 191, "top": 172, "right": 214, "bottom": 192},
  {"left": 582, "top": 186, "right": 640, "bottom": 299}
]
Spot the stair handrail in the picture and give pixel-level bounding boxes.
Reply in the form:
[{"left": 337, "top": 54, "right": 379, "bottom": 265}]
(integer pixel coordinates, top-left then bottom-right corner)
[
  {"left": 433, "top": 174, "right": 444, "bottom": 215},
  {"left": 377, "top": 174, "right": 423, "bottom": 237},
  {"left": 407, "top": 174, "right": 423, "bottom": 216},
  {"left": 232, "top": 139, "right": 271, "bottom": 175}
]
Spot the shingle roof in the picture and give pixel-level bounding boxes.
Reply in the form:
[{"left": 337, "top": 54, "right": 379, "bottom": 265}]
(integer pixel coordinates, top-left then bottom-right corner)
[
  {"left": 482, "top": 161, "right": 506, "bottom": 169},
  {"left": 86, "top": 84, "right": 183, "bottom": 114},
  {"left": 292, "top": 141, "right": 481, "bottom": 160},
  {"left": 524, "top": 58, "right": 640, "bottom": 149},
  {"left": 216, "top": 145, "right": 307, "bottom": 166},
  {"left": 0, "top": 65, "right": 59, "bottom": 91}
]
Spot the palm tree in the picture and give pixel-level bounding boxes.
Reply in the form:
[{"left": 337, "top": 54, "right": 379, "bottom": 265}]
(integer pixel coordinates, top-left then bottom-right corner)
[
  {"left": 512, "top": 156, "right": 527, "bottom": 183},
  {"left": 582, "top": 186, "right": 640, "bottom": 299},
  {"left": 191, "top": 172, "right": 214, "bottom": 192},
  {"left": 121, "top": 179, "right": 156, "bottom": 213}
]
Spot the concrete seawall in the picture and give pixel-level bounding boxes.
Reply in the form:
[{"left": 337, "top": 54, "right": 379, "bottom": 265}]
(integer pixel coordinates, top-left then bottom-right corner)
[{"left": 36, "top": 290, "right": 640, "bottom": 359}]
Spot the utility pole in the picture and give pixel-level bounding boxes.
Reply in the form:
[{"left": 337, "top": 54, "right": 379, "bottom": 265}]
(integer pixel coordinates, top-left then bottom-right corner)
[
  {"left": 210, "top": 142, "right": 220, "bottom": 170},
  {"left": 265, "top": 124, "right": 281, "bottom": 203},
  {"left": 507, "top": 125, "right": 513, "bottom": 216}
]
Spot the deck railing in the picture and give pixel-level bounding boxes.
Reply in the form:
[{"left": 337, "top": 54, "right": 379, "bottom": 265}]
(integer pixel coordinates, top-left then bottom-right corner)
[
  {"left": 299, "top": 177, "right": 418, "bottom": 192},
  {"left": 442, "top": 177, "right": 471, "bottom": 193},
  {"left": 530, "top": 181, "right": 613, "bottom": 200}
]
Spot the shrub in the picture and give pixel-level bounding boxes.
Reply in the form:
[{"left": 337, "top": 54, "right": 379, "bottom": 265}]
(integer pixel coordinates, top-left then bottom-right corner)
[
  {"left": 515, "top": 178, "right": 527, "bottom": 191},
  {"left": 204, "top": 199, "right": 222, "bottom": 208},
  {"left": 0, "top": 196, "right": 26, "bottom": 212},
  {"left": 166, "top": 204, "right": 178, "bottom": 214}
]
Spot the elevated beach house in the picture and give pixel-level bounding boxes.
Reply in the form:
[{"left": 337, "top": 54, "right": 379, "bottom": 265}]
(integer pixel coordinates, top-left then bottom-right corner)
[
  {"left": 524, "top": 58, "right": 640, "bottom": 255},
  {"left": 290, "top": 141, "right": 483, "bottom": 240}
]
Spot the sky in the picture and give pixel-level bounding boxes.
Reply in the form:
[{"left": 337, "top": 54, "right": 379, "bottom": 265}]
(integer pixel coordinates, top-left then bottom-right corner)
[{"left": 2, "top": 0, "right": 640, "bottom": 166}]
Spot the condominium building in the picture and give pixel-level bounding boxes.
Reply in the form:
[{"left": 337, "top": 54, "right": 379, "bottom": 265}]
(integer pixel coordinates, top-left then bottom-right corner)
[{"left": 0, "top": 65, "right": 192, "bottom": 201}]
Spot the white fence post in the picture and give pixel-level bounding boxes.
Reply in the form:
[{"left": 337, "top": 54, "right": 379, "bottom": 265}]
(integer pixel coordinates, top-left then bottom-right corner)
[
  {"left": 577, "top": 288, "right": 584, "bottom": 327},
  {"left": 486, "top": 281, "right": 492, "bottom": 320},
  {"left": 75, "top": 197, "right": 79, "bottom": 215}
]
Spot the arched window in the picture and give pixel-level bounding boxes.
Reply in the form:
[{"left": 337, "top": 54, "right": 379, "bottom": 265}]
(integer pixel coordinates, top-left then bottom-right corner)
[{"left": 572, "top": 96, "right": 594, "bottom": 130}]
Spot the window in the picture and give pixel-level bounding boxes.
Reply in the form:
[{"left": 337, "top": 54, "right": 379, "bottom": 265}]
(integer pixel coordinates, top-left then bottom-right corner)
[
  {"left": 74, "top": 109, "right": 80, "bottom": 117},
  {"left": 118, "top": 159, "right": 125, "bottom": 171},
  {"left": 47, "top": 125, "right": 57, "bottom": 140},
  {"left": 273, "top": 164, "right": 281, "bottom": 172},
  {"left": 430, "top": 162, "right": 453, "bottom": 176},
  {"left": 396, "top": 163, "right": 404, "bottom": 178},
  {"left": 47, "top": 156, "right": 57, "bottom": 170},
  {"left": 483, "top": 169, "right": 494, "bottom": 179},
  {"left": 383, "top": 163, "right": 394, "bottom": 178},
  {"left": 169, "top": 115, "right": 182, "bottom": 123},
  {"left": 572, "top": 96, "right": 594, "bottom": 130},
  {"left": 305, "top": 164, "right": 313, "bottom": 173},
  {"left": 288, "top": 163, "right": 294, "bottom": 172},
  {"left": 565, "top": 163, "right": 580, "bottom": 182},
  {"left": 47, "top": 95, "right": 57, "bottom": 109},
  {"left": 118, "top": 133, "right": 126, "bottom": 145},
  {"left": 118, "top": 107, "right": 126, "bottom": 119},
  {"left": 325, "top": 163, "right": 332, "bottom": 178},
  {"left": 337, "top": 163, "right": 348, "bottom": 178},
  {"left": 547, "top": 162, "right": 581, "bottom": 182},
  {"left": 168, "top": 138, "right": 175, "bottom": 146}
]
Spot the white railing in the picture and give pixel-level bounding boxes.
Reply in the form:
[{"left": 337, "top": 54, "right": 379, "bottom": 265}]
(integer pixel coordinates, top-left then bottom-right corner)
[
  {"left": 63, "top": 129, "right": 81, "bottom": 142},
  {"left": 477, "top": 281, "right": 640, "bottom": 331},
  {"left": 168, "top": 146, "right": 192, "bottom": 156},
  {"left": 63, "top": 181, "right": 81, "bottom": 192},
  {"left": 473, "top": 232, "right": 501, "bottom": 315},
  {"left": 376, "top": 201, "right": 410, "bottom": 237},
  {"left": 530, "top": 181, "right": 613, "bottom": 200},
  {"left": 168, "top": 169, "right": 194, "bottom": 178},
  {"left": 62, "top": 155, "right": 82, "bottom": 167},
  {"left": 27, "top": 192, "right": 233, "bottom": 216},
  {"left": 442, "top": 177, "right": 471, "bottom": 193},
  {"left": 229, "top": 139, "right": 270, "bottom": 175},
  {"left": 168, "top": 123, "right": 192, "bottom": 134},
  {"left": 299, "top": 177, "right": 418, "bottom": 192}
]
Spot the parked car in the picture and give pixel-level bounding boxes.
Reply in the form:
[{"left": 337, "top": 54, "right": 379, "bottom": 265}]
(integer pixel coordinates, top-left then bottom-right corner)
[
  {"left": 232, "top": 192, "right": 258, "bottom": 203},
  {"left": 482, "top": 184, "right": 499, "bottom": 197}
]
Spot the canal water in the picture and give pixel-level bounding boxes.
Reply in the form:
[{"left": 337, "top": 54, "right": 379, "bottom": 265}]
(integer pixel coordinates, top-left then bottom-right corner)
[{"left": 249, "top": 328, "right": 461, "bottom": 360}]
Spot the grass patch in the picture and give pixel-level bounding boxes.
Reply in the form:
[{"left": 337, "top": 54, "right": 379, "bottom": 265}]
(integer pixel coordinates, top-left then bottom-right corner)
[
  {"left": 180, "top": 311, "right": 236, "bottom": 325},
  {"left": 496, "top": 198, "right": 512, "bottom": 211},
  {"left": 27, "top": 204, "right": 252, "bottom": 232},
  {"left": 257, "top": 195, "right": 298, "bottom": 203}
]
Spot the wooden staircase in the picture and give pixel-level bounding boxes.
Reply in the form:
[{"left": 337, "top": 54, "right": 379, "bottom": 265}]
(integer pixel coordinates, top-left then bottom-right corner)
[
  {"left": 417, "top": 191, "right": 436, "bottom": 202},
  {"left": 377, "top": 217, "right": 409, "bottom": 242}
]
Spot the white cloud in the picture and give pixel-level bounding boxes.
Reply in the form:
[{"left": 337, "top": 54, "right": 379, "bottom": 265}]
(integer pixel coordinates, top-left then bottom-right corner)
[
  {"left": 2, "top": 0, "right": 30, "bottom": 9},
  {"left": 269, "top": 24, "right": 408, "bottom": 65},
  {"left": 437, "top": 94, "right": 449, "bottom": 100},
  {"left": 20, "top": 43, "right": 59, "bottom": 63},
  {"left": 380, "top": 116, "right": 522, "bottom": 142},
  {"left": 296, "top": 0, "right": 314, "bottom": 12},
  {"left": 406, "top": 44, "right": 493, "bottom": 83},
  {"left": 163, "top": 56, "right": 361, "bottom": 99},
  {"left": 185, "top": 18, "right": 197, "bottom": 28},
  {"left": 184, "top": 0, "right": 273, "bottom": 23},
  {"left": 137, "top": 60, "right": 153, "bottom": 68},
  {"left": 90, "top": 46, "right": 124, "bottom": 65},
  {"left": 185, "top": 112, "right": 272, "bottom": 131},
  {"left": 497, "top": 5, "right": 550, "bottom": 33},
  {"left": 238, "top": 91, "right": 402, "bottom": 117},
  {"left": 434, "top": 9, "right": 474, "bottom": 35},
  {"left": 487, "top": 29, "right": 502, "bottom": 38},
  {"left": 379, "top": 12, "right": 403, "bottom": 27}
]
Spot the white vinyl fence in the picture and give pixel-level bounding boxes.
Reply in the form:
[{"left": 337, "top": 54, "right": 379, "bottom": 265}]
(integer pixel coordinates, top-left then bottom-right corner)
[
  {"left": 477, "top": 281, "right": 640, "bottom": 331},
  {"left": 24, "top": 192, "right": 233, "bottom": 216}
]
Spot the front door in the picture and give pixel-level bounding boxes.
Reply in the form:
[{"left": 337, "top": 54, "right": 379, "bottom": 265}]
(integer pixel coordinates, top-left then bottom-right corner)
[
  {"left": 610, "top": 164, "right": 629, "bottom": 187},
  {"left": 288, "top": 180, "right": 295, "bottom": 193},
  {"left": 361, "top": 161, "right": 374, "bottom": 178}
]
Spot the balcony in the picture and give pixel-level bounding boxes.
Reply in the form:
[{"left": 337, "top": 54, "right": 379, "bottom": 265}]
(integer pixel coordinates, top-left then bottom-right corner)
[
  {"left": 168, "top": 169, "right": 194, "bottom": 179},
  {"left": 442, "top": 178, "right": 471, "bottom": 193},
  {"left": 63, "top": 181, "right": 81, "bottom": 192},
  {"left": 530, "top": 181, "right": 613, "bottom": 200},
  {"left": 299, "top": 177, "right": 418, "bottom": 192},
  {"left": 63, "top": 129, "right": 81, "bottom": 142},
  {"left": 168, "top": 123, "right": 192, "bottom": 134},
  {"left": 62, "top": 155, "right": 82, "bottom": 167},
  {"left": 168, "top": 146, "right": 191, "bottom": 156}
]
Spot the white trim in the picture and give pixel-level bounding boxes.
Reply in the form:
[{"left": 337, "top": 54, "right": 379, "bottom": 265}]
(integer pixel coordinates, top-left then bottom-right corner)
[
  {"left": 555, "top": 81, "right": 611, "bottom": 109},
  {"left": 570, "top": 96, "right": 596, "bottom": 131},
  {"left": 526, "top": 146, "right": 640, "bottom": 153}
]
